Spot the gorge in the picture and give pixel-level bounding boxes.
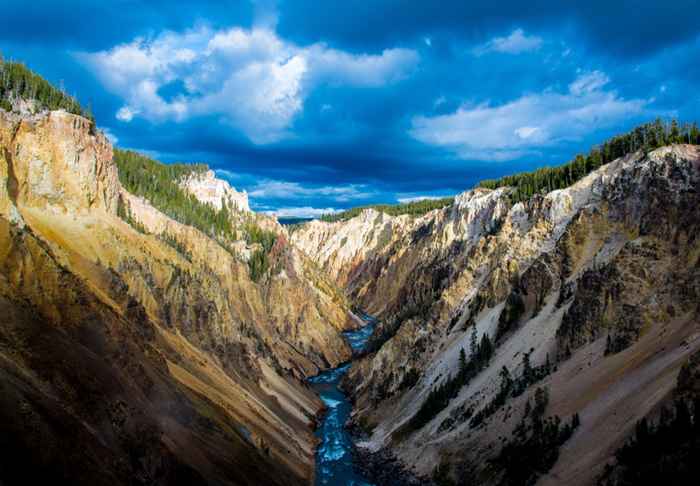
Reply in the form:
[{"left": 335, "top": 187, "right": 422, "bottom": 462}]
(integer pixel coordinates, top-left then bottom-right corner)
[{"left": 1, "top": 58, "right": 699, "bottom": 486}]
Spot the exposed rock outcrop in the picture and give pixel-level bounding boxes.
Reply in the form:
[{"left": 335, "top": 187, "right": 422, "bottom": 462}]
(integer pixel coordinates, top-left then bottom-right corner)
[
  {"left": 180, "top": 169, "right": 250, "bottom": 212},
  {"left": 292, "top": 145, "right": 700, "bottom": 485},
  {"left": 0, "top": 108, "right": 353, "bottom": 485}
]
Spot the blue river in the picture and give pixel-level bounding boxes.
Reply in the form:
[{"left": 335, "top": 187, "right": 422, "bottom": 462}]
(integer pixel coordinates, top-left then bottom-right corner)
[{"left": 308, "top": 316, "right": 377, "bottom": 486}]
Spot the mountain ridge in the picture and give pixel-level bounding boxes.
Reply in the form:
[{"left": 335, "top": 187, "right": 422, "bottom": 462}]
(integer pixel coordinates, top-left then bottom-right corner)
[
  {"left": 1, "top": 58, "right": 699, "bottom": 486},
  {"left": 0, "top": 105, "right": 356, "bottom": 485},
  {"left": 291, "top": 144, "right": 700, "bottom": 485}
]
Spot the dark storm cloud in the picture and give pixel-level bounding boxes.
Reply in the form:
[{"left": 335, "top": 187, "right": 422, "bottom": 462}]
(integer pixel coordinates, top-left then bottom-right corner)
[
  {"left": 277, "top": 0, "right": 700, "bottom": 58},
  {"left": 1, "top": 0, "right": 698, "bottom": 216}
]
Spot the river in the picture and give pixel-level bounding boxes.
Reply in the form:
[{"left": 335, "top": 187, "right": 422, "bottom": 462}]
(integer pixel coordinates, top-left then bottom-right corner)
[{"left": 309, "top": 315, "right": 377, "bottom": 486}]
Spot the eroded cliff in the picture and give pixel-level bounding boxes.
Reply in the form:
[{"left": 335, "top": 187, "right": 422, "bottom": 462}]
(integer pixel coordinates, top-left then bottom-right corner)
[
  {"left": 0, "top": 108, "right": 353, "bottom": 485},
  {"left": 292, "top": 145, "right": 700, "bottom": 485}
]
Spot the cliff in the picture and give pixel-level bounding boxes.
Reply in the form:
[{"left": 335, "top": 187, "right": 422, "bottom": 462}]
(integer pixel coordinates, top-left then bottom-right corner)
[
  {"left": 292, "top": 145, "right": 700, "bottom": 485},
  {"left": 0, "top": 108, "right": 352, "bottom": 485},
  {"left": 180, "top": 169, "right": 250, "bottom": 212}
]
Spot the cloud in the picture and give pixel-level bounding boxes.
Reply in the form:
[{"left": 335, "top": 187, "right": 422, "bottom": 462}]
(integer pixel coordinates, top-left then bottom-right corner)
[
  {"left": 397, "top": 195, "right": 443, "bottom": 203},
  {"left": 409, "top": 71, "right": 649, "bottom": 161},
  {"left": 306, "top": 45, "right": 418, "bottom": 87},
  {"left": 268, "top": 206, "right": 339, "bottom": 218},
  {"left": 116, "top": 106, "right": 138, "bottom": 121},
  {"left": 473, "top": 28, "right": 543, "bottom": 55},
  {"left": 434, "top": 95, "right": 447, "bottom": 107},
  {"left": 248, "top": 179, "right": 374, "bottom": 202},
  {"left": 568, "top": 70, "right": 609, "bottom": 95},
  {"left": 101, "top": 128, "right": 118, "bottom": 145},
  {"left": 514, "top": 126, "right": 539, "bottom": 139},
  {"left": 77, "top": 25, "right": 418, "bottom": 143}
]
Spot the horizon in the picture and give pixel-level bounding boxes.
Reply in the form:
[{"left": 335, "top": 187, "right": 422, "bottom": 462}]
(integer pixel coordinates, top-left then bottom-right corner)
[{"left": 2, "top": 0, "right": 699, "bottom": 217}]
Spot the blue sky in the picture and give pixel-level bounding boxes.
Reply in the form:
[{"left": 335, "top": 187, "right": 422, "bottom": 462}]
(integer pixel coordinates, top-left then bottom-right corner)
[{"left": 2, "top": 0, "right": 699, "bottom": 217}]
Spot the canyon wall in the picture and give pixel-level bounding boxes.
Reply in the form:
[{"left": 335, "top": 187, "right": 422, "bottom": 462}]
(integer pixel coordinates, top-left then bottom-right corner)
[
  {"left": 292, "top": 145, "right": 700, "bottom": 485},
  {"left": 0, "top": 109, "right": 353, "bottom": 485}
]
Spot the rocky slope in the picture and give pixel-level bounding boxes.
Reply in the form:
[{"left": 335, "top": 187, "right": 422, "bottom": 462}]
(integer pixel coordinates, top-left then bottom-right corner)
[
  {"left": 292, "top": 145, "right": 700, "bottom": 485},
  {"left": 0, "top": 108, "right": 354, "bottom": 485},
  {"left": 180, "top": 169, "right": 250, "bottom": 212}
]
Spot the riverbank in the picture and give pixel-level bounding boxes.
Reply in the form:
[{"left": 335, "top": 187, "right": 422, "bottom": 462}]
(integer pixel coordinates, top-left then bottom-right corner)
[
  {"left": 350, "top": 445, "right": 436, "bottom": 486},
  {"left": 309, "top": 316, "right": 377, "bottom": 485},
  {"left": 309, "top": 312, "right": 435, "bottom": 486}
]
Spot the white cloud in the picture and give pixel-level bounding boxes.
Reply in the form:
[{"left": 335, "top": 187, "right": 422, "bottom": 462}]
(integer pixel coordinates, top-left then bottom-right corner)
[
  {"left": 397, "top": 195, "right": 443, "bottom": 203},
  {"left": 473, "top": 28, "right": 543, "bottom": 56},
  {"left": 409, "top": 71, "right": 649, "bottom": 161},
  {"left": 306, "top": 45, "right": 418, "bottom": 87},
  {"left": 77, "top": 26, "right": 418, "bottom": 143},
  {"left": 116, "top": 106, "right": 138, "bottom": 122},
  {"left": 102, "top": 128, "right": 118, "bottom": 145},
  {"left": 248, "top": 179, "right": 374, "bottom": 202},
  {"left": 568, "top": 70, "right": 609, "bottom": 96},
  {"left": 268, "top": 206, "right": 339, "bottom": 218},
  {"left": 433, "top": 95, "right": 447, "bottom": 107},
  {"left": 514, "top": 126, "right": 539, "bottom": 139}
]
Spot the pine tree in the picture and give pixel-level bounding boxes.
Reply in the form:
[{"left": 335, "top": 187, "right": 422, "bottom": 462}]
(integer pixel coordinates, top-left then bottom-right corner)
[
  {"left": 522, "top": 352, "right": 533, "bottom": 382},
  {"left": 470, "top": 324, "right": 478, "bottom": 361},
  {"left": 572, "top": 412, "right": 580, "bottom": 429}
]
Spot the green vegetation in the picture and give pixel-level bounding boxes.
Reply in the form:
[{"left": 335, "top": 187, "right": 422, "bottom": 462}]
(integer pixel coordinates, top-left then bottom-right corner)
[
  {"left": 496, "top": 291, "right": 525, "bottom": 341},
  {"left": 114, "top": 149, "right": 231, "bottom": 238},
  {"left": 321, "top": 119, "right": 700, "bottom": 224},
  {"left": 404, "top": 328, "right": 494, "bottom": 433},
  {"left": 244, "top": 222, "right": 277, "bottom": 282},
  {"left": 470, "top": 351, "right": 553, "bottom": 428},
  {"left": 244, "top": 222, "right": 277, "bottom": 252},
  {"left": 158, "top": 232, "right": 193, "bottom": 262},
  {"left": 117, "top": 196, "right": 149, "bottom": 235},
  {"left": 0, "top": 54, "right": 93, "bottom": 121},
  {"left": 320, "top": 196, "right": 454, "bottom": 222},
  {"left": 115, "top": 149, "right": 279, "bottom": 282},
  {"left": 479, "top": 119, "right": 700, "bottom": 204},
  {"left": 598, "top": 400, "right": 699, "bottom": 486},
  {"left": 493, "top": 386, "right": 580, "bottom": 486},
  {"left": 433, "top": 460, "right": 457, "bottom": 486},
  {"left": 322, "top": 119, "right": 700, "bottom": 224},
  {"left": 599, "top": 354, "right": 700, "bottom": 486}
]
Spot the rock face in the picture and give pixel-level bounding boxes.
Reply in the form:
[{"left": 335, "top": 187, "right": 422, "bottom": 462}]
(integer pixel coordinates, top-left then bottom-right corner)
[
  {"left": 292, "top": 145, "right": 700, "bottom": 485},
  {"left": 180, "top": 169, "right": 250, "bottom": 212},
  {"left": 0, "top": 109, "right": 353, "bottom": 485}
]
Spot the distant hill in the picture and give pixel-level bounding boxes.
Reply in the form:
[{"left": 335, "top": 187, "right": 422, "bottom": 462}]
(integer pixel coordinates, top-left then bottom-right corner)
[{"left": 278, "top": 216, "right": 314, "bottom": 225}]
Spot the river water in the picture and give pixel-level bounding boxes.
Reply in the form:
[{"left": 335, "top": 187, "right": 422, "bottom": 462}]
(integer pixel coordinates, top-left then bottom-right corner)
[{"left": 309, "top": 315, "right": 377, "bottom": 486}]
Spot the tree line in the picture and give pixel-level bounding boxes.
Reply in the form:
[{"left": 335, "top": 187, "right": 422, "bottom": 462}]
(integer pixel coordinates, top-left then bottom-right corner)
[
  {"left": 598, "top": 399, "right": 699, "bottom": 486},
  {"left": 0, "top": 54, "right": 94, "bottom": 122},
  {"left": 478, "top": 119, "right": 700, "bottom": 204},
  {"left": 321, "top": 119, "right": 699, "bottom": 224},
  {"left": 114, "top": 149, "right": 232, "bottom": 238},
  {"left": 493, "top": 385, "right": 580, "bottom": 486},
  {"left": 244, "top": 222, "right": 278, "bottom": 282},
  {"left": 114, "top": 149, "right": 278, "bottom": 281},
  {"left": 404, "top": 328, "right": 494, "bottom": 433},
  {"left": 320, "top": 196, "right": 454, "bottom": 223},
  {"left": 598, "top": 353, "right": 700, "bottom": 486},
  {"left": 470, "top": 350, "right": 554, "bottom": 428}
]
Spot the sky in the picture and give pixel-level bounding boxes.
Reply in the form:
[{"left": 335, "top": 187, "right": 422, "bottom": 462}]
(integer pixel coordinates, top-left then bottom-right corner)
[{"left": 2, "top": 0, "right": 699, "bottom": 217}]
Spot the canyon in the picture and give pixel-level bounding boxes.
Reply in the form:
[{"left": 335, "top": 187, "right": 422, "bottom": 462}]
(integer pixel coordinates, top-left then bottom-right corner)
[
  {"left": 1, "top": 100, "right": 698, "bottom": 485},
  {"left": 0, "top": 107, "right": 357, "bottom": 485},
  {"left": 292, "top": 144, "right": 700, "bottom": 485}
]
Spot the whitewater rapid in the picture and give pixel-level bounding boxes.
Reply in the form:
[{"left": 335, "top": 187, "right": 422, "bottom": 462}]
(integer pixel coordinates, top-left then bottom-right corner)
[{"left": 309, "top": 316, "right": 376, "bottom": 486}]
